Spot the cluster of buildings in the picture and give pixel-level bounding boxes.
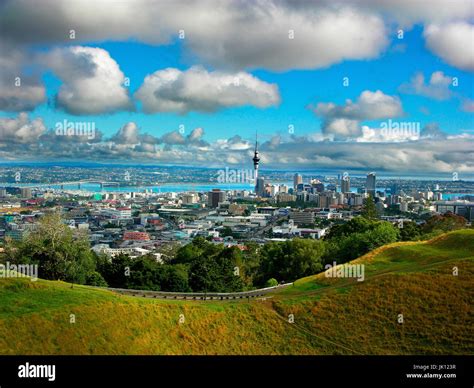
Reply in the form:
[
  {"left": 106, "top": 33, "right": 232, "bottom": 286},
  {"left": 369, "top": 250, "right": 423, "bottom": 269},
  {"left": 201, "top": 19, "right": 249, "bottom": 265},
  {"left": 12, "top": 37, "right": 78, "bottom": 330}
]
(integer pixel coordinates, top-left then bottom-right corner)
[{"left": 0, "top": 143, "right": 472, "bottom": 259}]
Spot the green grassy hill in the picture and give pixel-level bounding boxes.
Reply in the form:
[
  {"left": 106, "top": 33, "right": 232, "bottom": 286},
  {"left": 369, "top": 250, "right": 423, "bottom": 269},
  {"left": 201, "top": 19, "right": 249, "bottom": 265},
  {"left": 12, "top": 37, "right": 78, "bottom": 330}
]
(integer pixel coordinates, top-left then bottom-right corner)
[{"left": 1, "top": 229, "right": 473, "bottom": 355}]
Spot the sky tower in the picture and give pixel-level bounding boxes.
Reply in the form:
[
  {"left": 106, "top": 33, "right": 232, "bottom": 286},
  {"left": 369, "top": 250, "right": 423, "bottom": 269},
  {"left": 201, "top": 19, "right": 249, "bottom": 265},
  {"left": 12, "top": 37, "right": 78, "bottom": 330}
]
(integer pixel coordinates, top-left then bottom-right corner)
[{"left": 252, "top": 132, "right": 260, "bottom": 193}]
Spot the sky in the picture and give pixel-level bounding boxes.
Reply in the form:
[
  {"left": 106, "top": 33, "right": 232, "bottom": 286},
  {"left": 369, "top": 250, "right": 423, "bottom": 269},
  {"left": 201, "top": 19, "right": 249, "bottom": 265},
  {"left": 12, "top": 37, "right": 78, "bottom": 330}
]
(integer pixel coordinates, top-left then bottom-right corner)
[{"left": 0, "top": 0, "right": 473, "bottom": 177}]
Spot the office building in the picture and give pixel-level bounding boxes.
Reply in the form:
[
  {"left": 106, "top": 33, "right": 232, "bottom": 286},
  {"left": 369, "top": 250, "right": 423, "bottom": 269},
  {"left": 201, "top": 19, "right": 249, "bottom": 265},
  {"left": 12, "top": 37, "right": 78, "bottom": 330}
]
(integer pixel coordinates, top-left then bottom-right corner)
[
  {"left": 290, "top": 211, "right": 315, "bottom": 225},
  {"left": 294, "top": 173, "right": 303, "bottom": 190},
  {"left": 435, "top": 201, "right": 474, "bottom": 222},
  {"left": 208, "top": 189, "right": 225, "bottom": 208},
  {"left": 256, "top": 177, "right": 265, "bottom": 197},
  {"left": 20, "top": 187, "right": 32, "bottom": 199},
  {"left": 341, "top": 175, "right": 350, "bottom": 193},
  {"left": 366, "top": 172, "right": 376, "bottom": 198}
]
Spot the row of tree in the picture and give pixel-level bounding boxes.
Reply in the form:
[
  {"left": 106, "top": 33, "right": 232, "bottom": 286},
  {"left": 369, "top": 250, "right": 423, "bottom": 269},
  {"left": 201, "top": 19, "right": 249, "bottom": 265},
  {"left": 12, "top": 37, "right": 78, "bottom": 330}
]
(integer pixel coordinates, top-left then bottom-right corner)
[{"left": 1, "top": 211, "right": 468, "bottom": 292}]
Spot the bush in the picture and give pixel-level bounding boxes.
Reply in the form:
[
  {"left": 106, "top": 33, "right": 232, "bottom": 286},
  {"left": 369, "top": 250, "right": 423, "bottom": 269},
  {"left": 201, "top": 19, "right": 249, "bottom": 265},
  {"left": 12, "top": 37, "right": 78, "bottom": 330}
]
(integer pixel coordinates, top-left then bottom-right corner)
[
  {"left": 86, "top": 271, "right": 108, "bottom": 287},
  {"left": 256, "top": 239, "right": 325, "bottom": 285},
  {"left": 265, "top": 278, "right": 278, "bottom": 287},
  {"left": 324, "top": 220, "right": 399, "bottom": 265}
]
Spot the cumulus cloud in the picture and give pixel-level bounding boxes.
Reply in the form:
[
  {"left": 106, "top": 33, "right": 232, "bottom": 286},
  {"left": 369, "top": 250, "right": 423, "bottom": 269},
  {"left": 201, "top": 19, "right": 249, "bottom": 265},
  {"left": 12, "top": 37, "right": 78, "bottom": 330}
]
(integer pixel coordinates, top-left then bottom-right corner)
[
  {"left": 184, "top": 4, "right": 388, "bottom": 71},
  {"left": 1, "top": 0, "right": 472, "bottom": 73},
  {"left": 420, "top": 123, "right": 447, "bottom": 139},
  {"left": 312, "top": 90, "right": 404, "bottom": 140},
  {"left": 214, "top": 135, "right": 252, "bottom": 151},
  {"left": 323, "top": 119, "right": 362, "bottom": 140},
  {"left": 0, "top": 0, "right": 388, "bottom": 71},
  {"left": 355, "top": 0, "right": 473, "bottom": 26},
  {"left": 0, "top": 114, "right": 472, "bottom": 174},
  {"left": 135, "top": 66, "right": 280, "bottom": 113},
  {"left": 110, "top": 122, "right": 142, "bottom": 145},
  {"left": 314, "top": 90, "right": 404, "bottom": 121},
  {"left": 40, "top": 46, "right": 133, "bottom": 115},
  {"left": 0, "top": 43, "right": 46, "bottom": 111},
  {"left": 399, "top": 71, "right": 454, "bottom": 100},
  {"left": 424, "top": 22, "right": 474, "bottom": 72},
  {"left": 0, "top": 112, "right": 46, "bottom": 144}
]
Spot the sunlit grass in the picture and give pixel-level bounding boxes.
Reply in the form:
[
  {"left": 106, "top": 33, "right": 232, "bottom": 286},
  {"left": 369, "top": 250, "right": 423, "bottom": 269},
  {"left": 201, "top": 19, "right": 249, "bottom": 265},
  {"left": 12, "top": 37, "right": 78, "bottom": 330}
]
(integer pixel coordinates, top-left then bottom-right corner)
[{"left": 0, "top": 229, "right": 472, "bottom": 355}]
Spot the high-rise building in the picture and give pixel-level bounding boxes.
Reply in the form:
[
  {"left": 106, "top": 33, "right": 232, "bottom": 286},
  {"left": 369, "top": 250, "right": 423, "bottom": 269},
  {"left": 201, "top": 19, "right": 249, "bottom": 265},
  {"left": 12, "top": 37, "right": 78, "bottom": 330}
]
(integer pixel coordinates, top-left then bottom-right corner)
[
  {"left": 20, "top": 187, "right": 32, "bottom": 199},
  {"left": 256, "top": 177, "right": 265, "bottom": 197},
  {"left": 366, "top": 172, "right": 376, "bottom": 198},
  {"left": 0, "top": 188, "right": 6, "bottom": 197},
  {"left": 208, "top": 189, "right": 225, "bottom": 208},
  {"left": 341, "top": 175, "right": 350, "bottom": 193},
  {"left": 294, "top": 173, "right": 303, "bottom": 190},
  {"left": 310, "top": 179, "right": 324, "bottom": 193},
  {"left": 182, "top": 193, "right": 198, "bottom": 204},
  {"left": 277, "top": 193, "right": 296, "bottom": 202}
]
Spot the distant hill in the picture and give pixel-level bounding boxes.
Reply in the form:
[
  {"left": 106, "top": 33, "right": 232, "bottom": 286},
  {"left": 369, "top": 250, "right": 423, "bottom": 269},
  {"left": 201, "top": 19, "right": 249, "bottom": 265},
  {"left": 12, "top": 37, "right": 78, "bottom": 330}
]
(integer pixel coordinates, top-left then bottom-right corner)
[{"left": 0, "top": 229, "right": 472, "bottom": 355}]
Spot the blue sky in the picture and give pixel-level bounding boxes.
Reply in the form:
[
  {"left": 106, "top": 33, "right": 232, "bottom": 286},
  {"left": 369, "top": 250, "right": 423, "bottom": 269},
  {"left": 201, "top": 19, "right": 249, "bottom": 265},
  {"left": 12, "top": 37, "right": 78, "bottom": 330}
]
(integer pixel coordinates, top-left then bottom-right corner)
[
  {"left": 26, "top": 26, "right": 473, "bottom": 141},
  {"left": 0, "top": 0, "right": 472, "bottom": 175}
]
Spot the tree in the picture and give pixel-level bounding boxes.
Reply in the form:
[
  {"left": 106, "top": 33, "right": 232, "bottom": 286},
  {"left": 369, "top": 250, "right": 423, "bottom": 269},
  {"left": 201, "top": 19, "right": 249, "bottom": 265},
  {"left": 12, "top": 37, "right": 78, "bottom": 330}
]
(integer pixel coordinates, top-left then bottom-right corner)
[
  {"left": 325, "top": 216, "right": 375, "bottom": 240},
  {"left": 257, "top": 239, "right": 325, "bottom": 285},
  {"left": 361, "top": 195, "right": 377, "bottom": 220},
  {"left": 324, "top": 220, "right": 399, "bottom": 264},
  {"left": 188, "top": 247, "right": 244, "bottom": 292},
  {"left": 400, "top": 221, "right": 422, "bottom": 241},
  {"left": 6, "top": 213, "right": 95, "bottom": 284},
  {"left": 422, "top": 213, "right": 467, "bottom": 234},
  {"left": 159, "top": 264, "right": 190, "bottom": 292},
  {"left": 265, "top": 278, "right": 278, "bottom": 287},
  {"left": 86, "top": 271, "right": 108, "bottom": 287},
  {"left": 97, "top": 253, "right": 133, "bottom": 288}
]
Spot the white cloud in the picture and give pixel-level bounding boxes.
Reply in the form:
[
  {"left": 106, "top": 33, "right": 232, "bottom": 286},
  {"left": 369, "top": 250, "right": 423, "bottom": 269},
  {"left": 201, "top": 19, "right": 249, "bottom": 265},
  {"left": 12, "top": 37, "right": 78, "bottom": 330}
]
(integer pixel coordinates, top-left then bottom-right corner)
[
  {"left": 324, "top": 119, "right": 362, "bottom": 140},
  {"left": 111, "top": 122, "right": 141, "bottom": 145},
  {"left": 41, "top": 46, "right": 133, "bottom": 114},
  {"left": 315, "top": 90, "right": 404, "bottom": 121},
  {"left": 0, "top": 1, "right": 389, "bottom": 71},
  {"left": 313, "top": 90, "right": 404, "bottom": 140},
  {"left": 1, "top": 0, "right": 473, "bottom": 73},
  {"left": 0, "top": 42, "right": 46, "bottom": 111},
  {"left": 424, "top": 22, "right": 474, "bottom": 72},
  {"left": 135, "top": 66, "right": 280, "bottom": 114},
  {"left": 356, "top": 0, "right": 473, "bottom": 26},
  {"left": 185, "top": 4, "right": 389, "bottom": 71},
  {"left": 399, "top": 71, "right": 454, "bottom": 100},
  {"left": 0, "top": 114, "right": 472, "bottom": 174},
  {"left": 0, "top": 112, "right": 46, "bottom": 143}
]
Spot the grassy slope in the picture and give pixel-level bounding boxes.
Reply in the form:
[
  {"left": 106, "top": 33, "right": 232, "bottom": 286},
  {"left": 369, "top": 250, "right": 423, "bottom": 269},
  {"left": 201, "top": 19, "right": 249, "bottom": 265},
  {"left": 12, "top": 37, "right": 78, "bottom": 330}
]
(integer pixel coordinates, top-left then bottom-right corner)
[{"left": 0, "top": 229, "right": 473, "bottom": 355}]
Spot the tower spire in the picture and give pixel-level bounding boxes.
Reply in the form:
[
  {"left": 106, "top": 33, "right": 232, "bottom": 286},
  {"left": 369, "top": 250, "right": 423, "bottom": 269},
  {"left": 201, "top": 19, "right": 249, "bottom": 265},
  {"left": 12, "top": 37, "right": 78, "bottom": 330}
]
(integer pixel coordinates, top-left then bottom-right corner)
[
  {"left": 252, "top": 131, "right": 260, "bottom": 194},
  {"left": 252, "top": 131, "right": 260, "bottom": 169}
]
